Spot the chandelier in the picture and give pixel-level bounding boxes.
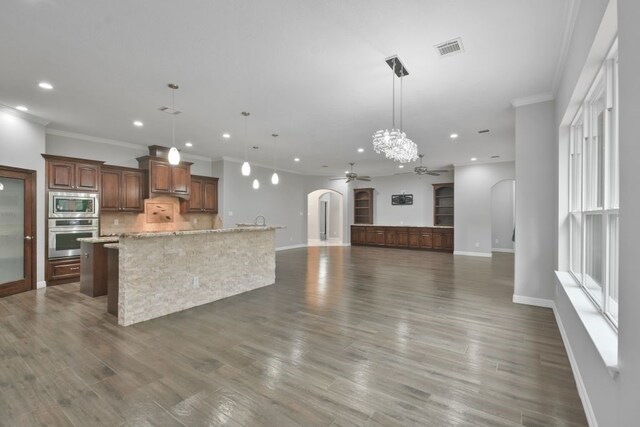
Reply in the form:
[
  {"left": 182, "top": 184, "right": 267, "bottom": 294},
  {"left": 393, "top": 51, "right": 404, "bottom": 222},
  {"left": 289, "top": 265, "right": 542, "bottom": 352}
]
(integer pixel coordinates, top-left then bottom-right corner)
[{"left": 372, "top": 56, "right": 418, "bottom": 163}]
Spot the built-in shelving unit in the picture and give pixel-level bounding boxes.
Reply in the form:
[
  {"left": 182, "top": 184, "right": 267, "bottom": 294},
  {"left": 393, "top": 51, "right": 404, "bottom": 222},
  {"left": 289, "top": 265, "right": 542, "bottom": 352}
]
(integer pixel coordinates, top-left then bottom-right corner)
[
  {"left": 353, "top": 188, "right": 374, "bottom": 224},
  {"left": 433, "top": 183, "right": 454, "bottom": 226}
]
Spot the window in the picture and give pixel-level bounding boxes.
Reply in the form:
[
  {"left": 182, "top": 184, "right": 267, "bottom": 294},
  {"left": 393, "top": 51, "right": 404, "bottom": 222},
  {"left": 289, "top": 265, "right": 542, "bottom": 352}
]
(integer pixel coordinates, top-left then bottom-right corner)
[{"left": 569, "top": 41, "right": 619, "bottom": 326}]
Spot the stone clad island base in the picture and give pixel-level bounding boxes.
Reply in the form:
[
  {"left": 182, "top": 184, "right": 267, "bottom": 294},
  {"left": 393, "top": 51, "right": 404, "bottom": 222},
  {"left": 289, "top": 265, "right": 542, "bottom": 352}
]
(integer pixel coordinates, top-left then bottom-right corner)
[{"left": 117, "top": 227, "right": 282, "bottom": 326}]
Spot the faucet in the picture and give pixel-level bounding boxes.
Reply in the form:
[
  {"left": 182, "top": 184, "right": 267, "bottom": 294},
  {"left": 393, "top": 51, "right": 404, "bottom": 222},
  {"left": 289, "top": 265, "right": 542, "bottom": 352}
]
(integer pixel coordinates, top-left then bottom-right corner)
[{"left": 254, "top": 215, "right": 266, "bottom": 226}]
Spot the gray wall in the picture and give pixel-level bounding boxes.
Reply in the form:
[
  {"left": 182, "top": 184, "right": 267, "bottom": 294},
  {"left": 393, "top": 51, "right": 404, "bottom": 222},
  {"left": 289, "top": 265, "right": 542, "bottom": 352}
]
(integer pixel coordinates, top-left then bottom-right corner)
[
  {"left": 46, "top": 131, "right": 213, "bottom": 176},
  {"left": 371, "top": 172, "right": 455, "bottom": 226},
  {"left": 514, "top": 100, "right": 556, "bottom": 300},
  {"left": 0, "top": 110, "right": 46, "bottom": 284},
  {"left": 454, "top": 161, "right": 515, "bottom": 255},
  {"left": 491, "top": 179, "right": 515, "bottom": 251}
]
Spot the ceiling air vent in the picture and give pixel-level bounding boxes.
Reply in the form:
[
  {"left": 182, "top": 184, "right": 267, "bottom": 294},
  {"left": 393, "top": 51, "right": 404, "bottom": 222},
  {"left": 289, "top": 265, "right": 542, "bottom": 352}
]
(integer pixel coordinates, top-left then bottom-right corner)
[
  {"left": 158, "top": 106, "right": 182, "bottom": 115},
  {"left": 435, "top": 38, "right": 464, "bottom": 57}
]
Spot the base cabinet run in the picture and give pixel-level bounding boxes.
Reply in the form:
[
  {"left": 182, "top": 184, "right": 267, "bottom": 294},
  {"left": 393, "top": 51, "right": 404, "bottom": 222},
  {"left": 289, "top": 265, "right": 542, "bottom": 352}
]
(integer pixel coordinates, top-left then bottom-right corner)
[{"left": 351, "top": 225, "right": 453, "bottom": 252}]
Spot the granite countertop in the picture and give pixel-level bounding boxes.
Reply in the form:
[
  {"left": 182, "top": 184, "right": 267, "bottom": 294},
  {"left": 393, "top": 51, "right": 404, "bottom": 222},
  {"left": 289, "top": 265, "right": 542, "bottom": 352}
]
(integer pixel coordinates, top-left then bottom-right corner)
[
  {"left": 352, "top": 224, "right": 454, "bottom": 229},
  {"left": 77, "top": 236, "right": 120, "bottom": 243},
  {"left": 104, "top": 243, "right": 119, "bottom": 250},
  {"left": 120, "top": 226, "right": 285, "bottom": 239}
]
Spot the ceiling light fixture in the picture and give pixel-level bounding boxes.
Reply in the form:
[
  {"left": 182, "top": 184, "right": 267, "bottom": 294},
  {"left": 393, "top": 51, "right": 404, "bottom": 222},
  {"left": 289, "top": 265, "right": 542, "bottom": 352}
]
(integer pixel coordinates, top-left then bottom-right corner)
[
  {"left": 294, "top": 157, "right": 300, "bottom": 162},
  {"left": 358, "top": 148, "right": 364, "bottom": 153},
  {"left": 399, "top": 165, "right": 404, "bottom": 169},
  {"left": 222, "top": 133, "right": 231, "bottom": 139},
  {"left": 241, "top": 112, "right": 251, "bottom": 176},
  {"left": 15, "top": 106, "right": 28, "bottom": 112},
  {"left": 470, "top": 157, "right": 477, "bottom": 161},
  {"left": 252, "top": 179, "right": 260, "bottom": 190},
  {"left": 450, "top": 133, "right": 458, "bottom": 139},
  {"left": 166, "top": 84, "right": 181, "bottom": 165},
  {"left": 133, "top": 120, "right": 144, "bottom": 127},
  {"left": 372, "top": 56, "right": 418, "bottom": 163},
  {"left": 185, "top": 142, "right": 193, "bottom": 147},
  {"left": 38, "top": 82, "right": 53, "bottom": 90},
  {"left": 271, "top": 133, "right": 280, "bottom": 185}
]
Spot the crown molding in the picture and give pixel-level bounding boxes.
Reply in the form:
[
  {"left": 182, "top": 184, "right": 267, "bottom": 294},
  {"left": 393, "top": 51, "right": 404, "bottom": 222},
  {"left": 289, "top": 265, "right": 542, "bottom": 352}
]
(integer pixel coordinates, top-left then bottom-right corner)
[
  {"left": 452, "top": 158, "right": 515, "bottom": 168},
  {"left": 0, "top": 105, "right": 50, "bottom": 126},
  {"left": 552, "top": 0, "right": 581, "bottom": 95},
  {"left": 46, "top": 128, "right": 213, "bottom": 162},
  {"left": 510, "top": 92, "right": 555, "bottom": 108}
]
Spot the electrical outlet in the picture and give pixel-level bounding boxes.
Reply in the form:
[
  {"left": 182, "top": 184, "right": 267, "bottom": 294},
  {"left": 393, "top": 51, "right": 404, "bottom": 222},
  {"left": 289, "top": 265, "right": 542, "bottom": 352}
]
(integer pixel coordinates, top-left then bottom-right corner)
[
  {"left": 290, "top": 237, "right": 293, "bottom": 241},
  {"left": 192, "top": 276, "right": 200, "bottom": 288},
  {"left": 475, "top": 242, "right": 480, "bottom": 248},
  {"left": 193, "top": 218, "right": 198, "bottom": 224},
  {"left": 228, "top": 211, "right": 234, "bottom": 216},
  {"left": 113, "top": 219, "right": 119, "bottom": 225},
  {"left": 495, "top": 238, "right": 499, "bottom": 243}
]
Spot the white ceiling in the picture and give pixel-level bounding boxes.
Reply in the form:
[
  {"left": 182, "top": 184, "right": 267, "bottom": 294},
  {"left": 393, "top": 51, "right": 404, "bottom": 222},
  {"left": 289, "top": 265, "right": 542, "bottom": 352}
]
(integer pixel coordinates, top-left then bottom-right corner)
[{"left": 0, "top": 0, "right": 570, "bottom": 176}]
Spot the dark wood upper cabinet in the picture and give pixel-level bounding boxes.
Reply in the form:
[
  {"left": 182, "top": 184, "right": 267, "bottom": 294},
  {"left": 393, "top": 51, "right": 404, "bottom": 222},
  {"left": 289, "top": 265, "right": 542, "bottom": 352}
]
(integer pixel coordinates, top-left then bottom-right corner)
[
  {"left": 43, "top": 155, "right": 102, "bottom": 191},
  {"left": 137, "top": 155, "right": 192, "bottom": 199},
  {"left": 180, "top": 175, "right": 218, "bottom": 213},
  {"left": 101, "top": 166, "right": 143, "bottom": 213},
  {"left": 354, "top": 188, "right": 374, "bottom": 224}
]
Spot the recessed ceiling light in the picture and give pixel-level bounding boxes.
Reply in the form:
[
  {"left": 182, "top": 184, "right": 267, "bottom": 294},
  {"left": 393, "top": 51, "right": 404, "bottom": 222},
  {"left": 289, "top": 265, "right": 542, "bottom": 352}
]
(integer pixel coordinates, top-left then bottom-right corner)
[
  {"left": 470, "top": 157, "right": 477, "bottom": 161},
  {"left": 133, "top": 120, "right": 144, "bottom": 127},
  {"left": 450, "top": 133, "right": 459, "bottom": 139},
  {"left": 294, "top": 158, "right": 300, "bottom": 162},
  {"left": 38, "top": 82, "right": 53, "bottom": 90},
  {"left": 185, "top": 142, "right": 193, "bottom": 147},
  {"left": 344, "top": 170, "right": 349, "bottom": 174},
  {"left": 357, "top": 148, "right": 364, "bottom": 153},
  {"left": 222, "top": 133, "right": 231, "bottom": 139},
  {"left": 399, "top": 165, "right": 404, "bottom": 169},
  {"left": 15, "top": 106, "right": 28, "bottom": 112}
]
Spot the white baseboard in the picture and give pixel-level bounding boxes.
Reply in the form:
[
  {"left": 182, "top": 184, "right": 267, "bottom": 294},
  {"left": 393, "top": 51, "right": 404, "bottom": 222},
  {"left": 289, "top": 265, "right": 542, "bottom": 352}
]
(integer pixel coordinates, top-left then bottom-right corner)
[
  {"left": 512, "top": 295, "right": 555, "bottom": 308},
  {"left": 276, "top": 244, "right": 307, "bottom": 252},
  {"left": 492, "top": 248, "right": 515, "bottom": 253},
  {"left": 453, "top": 250, "right": 492, "bottom": 258},
  {"left": 552, "top": 302, "right": 598, "bottom": 427},
  {"left": 36, "top": 281, "right": 47, "bottom": 289}
]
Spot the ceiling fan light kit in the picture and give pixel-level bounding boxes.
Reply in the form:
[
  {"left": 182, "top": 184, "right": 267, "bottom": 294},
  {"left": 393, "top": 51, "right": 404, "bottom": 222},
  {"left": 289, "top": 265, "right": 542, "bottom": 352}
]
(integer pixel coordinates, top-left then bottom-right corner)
[
  {"left": 331, "top": 162, "right": 371, "bottom": 183},
  {"left": 372, "top": 56, "right": 419, "bottom": 164}
]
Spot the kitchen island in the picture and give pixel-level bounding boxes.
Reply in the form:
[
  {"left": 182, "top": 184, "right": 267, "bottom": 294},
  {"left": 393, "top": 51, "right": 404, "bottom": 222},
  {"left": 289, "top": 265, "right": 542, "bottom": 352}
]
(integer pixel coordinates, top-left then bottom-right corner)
[{"left": 115, "top": 226, "right": 282, "bottom": 326}]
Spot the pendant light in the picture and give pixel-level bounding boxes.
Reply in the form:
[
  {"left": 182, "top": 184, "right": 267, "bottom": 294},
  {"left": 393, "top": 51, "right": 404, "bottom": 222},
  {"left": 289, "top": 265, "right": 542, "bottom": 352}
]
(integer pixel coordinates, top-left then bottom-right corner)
[
  {"left": 167, "top": 83, "right": 181, "bottom": 165},
  {"left": 241, "top": 112, "right": 251, "bottom": 176},
  {"left": 252, "top": 179, "right": 260, "bottom": 189},
  {"left": 271, "top": 133, "right": 279, "bottom": 185}
]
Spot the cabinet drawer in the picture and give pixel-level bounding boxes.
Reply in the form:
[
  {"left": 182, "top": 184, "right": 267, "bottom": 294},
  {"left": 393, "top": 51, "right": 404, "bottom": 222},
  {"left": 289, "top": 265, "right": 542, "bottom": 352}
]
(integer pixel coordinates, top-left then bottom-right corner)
[{"left": 50, "top": 259, "right": 81, "bottom": 280}]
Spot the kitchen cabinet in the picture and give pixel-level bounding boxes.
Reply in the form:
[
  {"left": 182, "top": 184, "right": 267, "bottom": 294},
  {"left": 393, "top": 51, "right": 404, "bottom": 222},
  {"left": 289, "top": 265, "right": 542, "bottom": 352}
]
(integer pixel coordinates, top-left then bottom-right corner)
[
  {"left": 47, "top": 256, "right": 81, "bottom": 284},
  {"left": 101, "top": 166, "right": 144, "bottom": 212},
  {"left": 180, "top": 175, "right": 218, "bottom": 213},
  {"left": 351, "top": 225, "right": 453, "bottom": 252},
  {"left": 43, "top": 155, "right": 102, "bottom": 191},
  {"left": 80, "top": 241, "right": 109, "bottom": 297},
  {"left": 137, "top": 156, "right": 193, "bottom": 199}
]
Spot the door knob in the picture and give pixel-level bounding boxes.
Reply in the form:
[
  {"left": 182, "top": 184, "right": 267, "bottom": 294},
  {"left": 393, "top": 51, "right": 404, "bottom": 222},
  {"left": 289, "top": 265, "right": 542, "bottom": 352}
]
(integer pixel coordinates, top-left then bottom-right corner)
[{"left": 24, "top": 236, "right": 33, "bottom": 240}]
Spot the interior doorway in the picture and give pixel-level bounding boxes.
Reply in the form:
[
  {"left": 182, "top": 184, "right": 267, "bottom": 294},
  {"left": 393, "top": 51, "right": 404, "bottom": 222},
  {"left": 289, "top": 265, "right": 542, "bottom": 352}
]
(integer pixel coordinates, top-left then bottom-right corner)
[
  {"left": 0, "top": 165, "right": 36, "bottom": 297},
  {"left": 308, "top": 189, "right": 344, "bottom": 246},
  {"left": 491, "top": 179, "right": 515, "bottom": 253}
]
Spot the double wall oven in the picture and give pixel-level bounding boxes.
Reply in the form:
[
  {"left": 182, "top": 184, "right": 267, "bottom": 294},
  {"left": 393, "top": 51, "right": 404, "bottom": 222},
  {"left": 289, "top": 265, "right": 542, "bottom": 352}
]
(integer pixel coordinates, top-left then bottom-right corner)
[{"left": 48, "top": 192, "right": 99, "bottom": 258}]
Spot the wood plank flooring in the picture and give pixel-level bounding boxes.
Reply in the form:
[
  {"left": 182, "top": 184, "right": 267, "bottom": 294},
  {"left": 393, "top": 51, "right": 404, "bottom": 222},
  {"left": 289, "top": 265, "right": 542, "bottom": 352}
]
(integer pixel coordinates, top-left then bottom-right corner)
[{"left": 0, "top": 247, "right": 587, "bottom": 426}]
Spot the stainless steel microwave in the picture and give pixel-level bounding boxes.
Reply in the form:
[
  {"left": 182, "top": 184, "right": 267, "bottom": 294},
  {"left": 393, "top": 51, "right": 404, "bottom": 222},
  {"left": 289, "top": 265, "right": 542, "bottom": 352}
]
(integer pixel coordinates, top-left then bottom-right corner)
[{"left": 49, "top": 191, "right": 99, "bottom": 218}]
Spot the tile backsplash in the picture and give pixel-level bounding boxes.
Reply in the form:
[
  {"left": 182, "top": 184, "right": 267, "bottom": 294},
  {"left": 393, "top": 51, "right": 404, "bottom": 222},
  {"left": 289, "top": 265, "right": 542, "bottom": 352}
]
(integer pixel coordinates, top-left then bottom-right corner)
[{"left": 101, "top": 196, "right": 222, "bottom": 235}]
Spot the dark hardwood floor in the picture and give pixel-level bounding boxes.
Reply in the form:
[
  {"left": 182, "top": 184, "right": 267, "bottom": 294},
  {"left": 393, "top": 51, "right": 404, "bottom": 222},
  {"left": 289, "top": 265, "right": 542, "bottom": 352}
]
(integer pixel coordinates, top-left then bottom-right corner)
[{"left": 0, "top": 247, "right": 586, "bottom": 426}]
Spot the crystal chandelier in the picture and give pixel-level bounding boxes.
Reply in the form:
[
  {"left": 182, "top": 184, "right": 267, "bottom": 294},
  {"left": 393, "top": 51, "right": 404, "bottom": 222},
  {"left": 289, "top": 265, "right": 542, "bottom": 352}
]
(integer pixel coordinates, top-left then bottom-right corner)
[{"left": 372, "top": 57, "right": 418, "bottom": 163}]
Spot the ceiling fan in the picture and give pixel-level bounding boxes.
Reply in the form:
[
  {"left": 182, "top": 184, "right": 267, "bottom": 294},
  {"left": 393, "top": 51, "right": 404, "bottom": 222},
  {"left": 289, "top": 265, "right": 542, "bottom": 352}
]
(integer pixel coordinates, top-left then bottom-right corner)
[
  {"left": 331, "top": 162, "right": 371, "bottom": 183},
  {"left": 396, "top": 154, "right": 449, "bottom": 176}
]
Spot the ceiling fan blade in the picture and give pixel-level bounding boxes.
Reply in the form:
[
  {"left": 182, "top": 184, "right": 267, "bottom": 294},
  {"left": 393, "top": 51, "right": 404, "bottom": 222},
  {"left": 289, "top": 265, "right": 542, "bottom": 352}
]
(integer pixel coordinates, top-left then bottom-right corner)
[
  {"left": 358, "top": 176, "right": 371, "bottom": 180},
  {"left": 426, "top": 172, "right": 441, "bottom": 176},
  {"left": 356, "top": 177, "right": 372, "bottom": 181},
  {"left": 429, "top": 169, "right": 450, "bottom": 173},
  {"left": 330, "top": 177, "right": 346, "bottom": 180},
  {"left": 394, "top": 172, "right": 413, "bottom": 175}
]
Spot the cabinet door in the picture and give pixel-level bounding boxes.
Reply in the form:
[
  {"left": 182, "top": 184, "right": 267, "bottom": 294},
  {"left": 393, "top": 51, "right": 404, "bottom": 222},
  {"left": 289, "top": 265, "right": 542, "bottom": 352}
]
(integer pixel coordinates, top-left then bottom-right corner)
[
  {"left": 444, "top": 233, "right": 454, "bottom": 250},
  {"left": 100, "top": 170, "right": 121, "bottom": 212},
  {"left": 396, "top": 230, "right": 409, "bottom": 248},
  {"left": 188, "top": 178, "right": 203, "bottom": 212},
  {"left": 419, "top": 232, "right": 433, "bottom": 249},
  {"left": 75, "top": 164, "right": 99, "bottom": 191},
  {"left": 374, "top": 230, "right": 386, "bottom": 246},
  {"left": 121, "top": 171, "right": 143, "bottom": 212},
  {"left": 432, "top": 233, "right": 444, "bottom": 249},
  {"left": 202, "top": 179, "right": 218, "bottom": 212},
  {"left": 385, "top": 230, "right": 397, "bottom": 247},
  {"left": 171, "top": 164, "right": 190, "bottom": 195},
  {"left": 408, "top": 232, "right": 420, "bottom": 248},
  {"left": 48, "top": 161, "right": 75, "bottom": 190},
  {"left": 150, "top": 161, "right": 171, "bottom": 193}
]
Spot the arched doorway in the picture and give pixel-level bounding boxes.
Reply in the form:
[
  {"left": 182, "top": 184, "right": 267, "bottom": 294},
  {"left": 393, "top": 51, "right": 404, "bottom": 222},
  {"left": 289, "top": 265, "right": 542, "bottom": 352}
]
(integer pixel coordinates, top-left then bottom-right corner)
[{"left": 307, "top": 189, "right": 344, "bottom": 246}]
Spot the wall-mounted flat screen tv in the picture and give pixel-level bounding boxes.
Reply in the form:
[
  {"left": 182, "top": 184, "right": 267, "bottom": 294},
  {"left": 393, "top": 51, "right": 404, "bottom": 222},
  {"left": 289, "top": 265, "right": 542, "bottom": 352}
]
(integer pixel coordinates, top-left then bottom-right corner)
[{"left": 391, "top": 194, "right": 413, "bottom": 205}]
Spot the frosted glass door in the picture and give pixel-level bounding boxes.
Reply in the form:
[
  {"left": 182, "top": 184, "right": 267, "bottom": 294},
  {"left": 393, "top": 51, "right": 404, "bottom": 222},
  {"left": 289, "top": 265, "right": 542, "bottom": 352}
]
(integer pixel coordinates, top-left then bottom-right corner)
[{"left": 0, "top": 177, "right": 24, "bottom": 284}]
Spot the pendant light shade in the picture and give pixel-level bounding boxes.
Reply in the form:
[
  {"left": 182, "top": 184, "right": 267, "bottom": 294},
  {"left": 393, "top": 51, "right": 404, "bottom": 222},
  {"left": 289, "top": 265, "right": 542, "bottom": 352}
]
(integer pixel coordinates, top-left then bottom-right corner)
[
  {"left": 168, "top": 147, "right": 180, "bottom": 165},
  {"left": 241, "top": 161, "right": 251, "bottom": 176},
  {"left": 271, "top": 133, "right": 279, "bottom": 185},
  {"left": 271, "top": 172, "right": 279, "bottom": 185},
  {"left": 252, "top": 179, "right": 260, "bottom": 189}
]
